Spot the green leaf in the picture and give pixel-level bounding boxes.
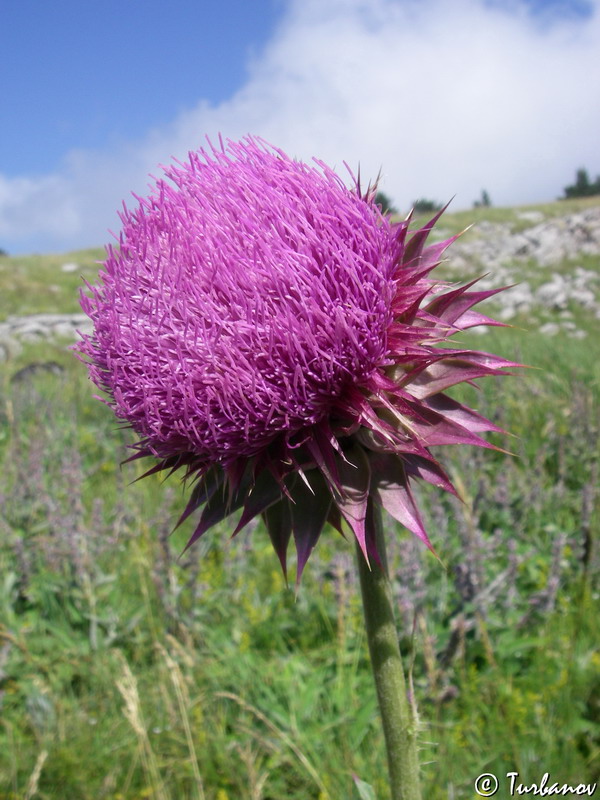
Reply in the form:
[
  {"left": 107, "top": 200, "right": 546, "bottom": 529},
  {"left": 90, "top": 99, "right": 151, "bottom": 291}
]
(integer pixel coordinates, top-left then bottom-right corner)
[{"left": 353, "top": 774, "right": 377, "bottom": 800}]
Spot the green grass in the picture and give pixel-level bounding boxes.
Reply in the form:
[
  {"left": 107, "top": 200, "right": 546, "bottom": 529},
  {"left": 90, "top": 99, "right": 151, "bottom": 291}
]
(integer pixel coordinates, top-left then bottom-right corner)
[
  {"left": 1, "top": 204, "right": 599, "bottom": 798},
  {"left": 0, "top": 248, "right": 104, "bottom": 321}
]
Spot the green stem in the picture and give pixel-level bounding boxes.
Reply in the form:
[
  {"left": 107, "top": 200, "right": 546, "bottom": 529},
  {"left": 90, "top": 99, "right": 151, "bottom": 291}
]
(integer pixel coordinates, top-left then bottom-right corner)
[{"left": 356, "top": 500, "right": 422, "bottom": 800}]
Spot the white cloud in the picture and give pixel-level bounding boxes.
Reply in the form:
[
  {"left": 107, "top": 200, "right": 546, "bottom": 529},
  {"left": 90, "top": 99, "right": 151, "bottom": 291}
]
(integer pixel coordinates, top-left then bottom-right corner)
[{"left": 2, "top": 0, "right": 600, "bottom": 253}]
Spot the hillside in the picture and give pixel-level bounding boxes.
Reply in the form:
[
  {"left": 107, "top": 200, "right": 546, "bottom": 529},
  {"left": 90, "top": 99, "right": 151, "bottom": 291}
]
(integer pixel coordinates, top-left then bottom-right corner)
[{"left": 0, "top": 197, "right": 599, "bottom": 363}]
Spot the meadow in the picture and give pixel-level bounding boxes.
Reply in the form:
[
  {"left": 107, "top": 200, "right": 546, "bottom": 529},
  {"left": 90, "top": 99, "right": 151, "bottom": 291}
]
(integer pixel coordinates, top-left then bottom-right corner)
[{"left": 0, "top": 200, "right": 599, "bottom": 799}]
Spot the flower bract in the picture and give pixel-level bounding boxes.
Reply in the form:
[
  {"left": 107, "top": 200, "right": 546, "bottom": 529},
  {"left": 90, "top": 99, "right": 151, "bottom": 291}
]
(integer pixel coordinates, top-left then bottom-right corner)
[{"left": 78, "top": 136, "right": 517, "bottom": 580}]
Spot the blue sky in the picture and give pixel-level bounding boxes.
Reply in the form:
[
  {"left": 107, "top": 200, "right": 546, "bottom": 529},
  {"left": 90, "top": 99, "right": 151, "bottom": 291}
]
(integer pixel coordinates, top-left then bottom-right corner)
[
  {"left": 2, "top": 0, "right": 599, "bottom": 254},
  {"left": 2, "top": 0, "right": 280, "bottom": 177}
]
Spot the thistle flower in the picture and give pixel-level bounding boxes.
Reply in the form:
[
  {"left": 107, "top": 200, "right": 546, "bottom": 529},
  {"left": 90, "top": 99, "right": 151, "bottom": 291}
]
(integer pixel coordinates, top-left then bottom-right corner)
[{"left": 78, "top": 136, "right": 515, "bottom": 580}]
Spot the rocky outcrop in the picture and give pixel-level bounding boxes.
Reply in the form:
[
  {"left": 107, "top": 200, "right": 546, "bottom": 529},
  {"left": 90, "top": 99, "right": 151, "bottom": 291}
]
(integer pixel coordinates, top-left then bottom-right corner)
[
  {"left": 492, "top": 266, "right": 600, "bottom": 324},
  {"left": 0, "top": 313, "right": 92, "bottom": 361},
  {"left": 450, "top": 207, "right": 600, "bottom": 270},
  {"left": 447, "top": 206, "right": 600, "bottom": 335}
]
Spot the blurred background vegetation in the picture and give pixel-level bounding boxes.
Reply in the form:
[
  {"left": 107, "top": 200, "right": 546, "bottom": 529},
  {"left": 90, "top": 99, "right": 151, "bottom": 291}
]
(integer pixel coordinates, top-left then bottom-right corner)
[{"left": 0, "top": 198, "right": 598, "bottom": 799}]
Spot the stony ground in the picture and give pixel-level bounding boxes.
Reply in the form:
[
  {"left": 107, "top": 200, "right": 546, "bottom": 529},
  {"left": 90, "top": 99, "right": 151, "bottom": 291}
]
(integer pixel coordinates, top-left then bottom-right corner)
[
  {"left": 448, "top": 205, "right": 600, "bottom": 334},
  {"left": 1, "top": 203, "right": 599, "bottom": 359}
]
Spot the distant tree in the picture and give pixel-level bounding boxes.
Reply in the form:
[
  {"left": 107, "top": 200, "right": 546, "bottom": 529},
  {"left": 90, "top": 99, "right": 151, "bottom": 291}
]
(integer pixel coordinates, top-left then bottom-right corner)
[
  {"left": 473, "top": 189, "right": 492, "bottom": 208},
  {"left": 0, "top": 248, "right": 7, "bottom": 257},
  {"left": 374, "top": 191, "right": 397, "bottom": 215},
  {"left": 563, "top": 168, "right": 600, "bottom": 199},
  {"left": 412, "top": 198, "right": 442, "bottom": 214}
]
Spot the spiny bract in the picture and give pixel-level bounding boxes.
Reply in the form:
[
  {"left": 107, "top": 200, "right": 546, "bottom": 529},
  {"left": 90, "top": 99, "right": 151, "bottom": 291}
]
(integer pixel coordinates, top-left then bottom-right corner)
[{"left": 78, "top": 136, "right": 516, "bottom": 580}]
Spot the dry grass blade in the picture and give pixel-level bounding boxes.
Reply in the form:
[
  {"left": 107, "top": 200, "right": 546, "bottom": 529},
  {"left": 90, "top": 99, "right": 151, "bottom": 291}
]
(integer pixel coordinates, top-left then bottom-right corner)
[
  {"left": 114, "top": 653, "right": 170, "bottom": 800},
  {"left": 157, "top": 640, "right": 206, "bottom": 800},
  {"left": 215, "top": 690, "right": 331, "bottom": 799},
  {"left": 24, "top": 749, "right": 48, "bottom": 800}
]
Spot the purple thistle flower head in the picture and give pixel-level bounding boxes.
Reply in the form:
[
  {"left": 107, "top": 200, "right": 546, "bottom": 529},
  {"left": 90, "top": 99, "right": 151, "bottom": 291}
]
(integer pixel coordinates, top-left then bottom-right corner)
[{"left": 78, "top": 136, "right": 517, "bottom": 580}]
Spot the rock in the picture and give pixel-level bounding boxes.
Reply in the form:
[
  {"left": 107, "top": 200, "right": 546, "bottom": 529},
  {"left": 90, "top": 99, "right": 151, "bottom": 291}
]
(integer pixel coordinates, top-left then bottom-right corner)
[
  {"left": 539, "top": 322, "right": 560, "bottom": 336},
  {"left": 0, "top": 338, "right": 22, "bottom": 362},
  {"left": 17, "top": 322, "right": 47, "bottom": 342},
  {"left": 10, "top": 361, "right": 66, "bottom": 383},
  {"left": 52, "top": 322, "right": 80, "bottom": 338},
  {"left": 453, "top": 206, "right": 600, "bottom": 269},
  {"left": 517, "top": 211, "right": 544, "bottom": 223},
  {"left": 497, "top": 283, "right": 534, "bottom": 320},
  {"left": 570, "top": 288, "right": 596, "bottom": 308},
  {"left": 0, "top": 313, "right": 93, "bottom": 358},
  {"left": 535, "top": 272, "right": 598, "bottom": 313},
  {"left": 536, "top": 277, "right": 568, "bottom": 310}
]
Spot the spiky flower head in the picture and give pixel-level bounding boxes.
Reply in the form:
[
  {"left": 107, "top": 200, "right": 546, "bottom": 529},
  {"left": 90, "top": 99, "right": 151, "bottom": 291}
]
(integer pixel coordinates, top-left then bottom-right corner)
[{"left": 78, "top": 136, "right": 515, "bottom": 580}]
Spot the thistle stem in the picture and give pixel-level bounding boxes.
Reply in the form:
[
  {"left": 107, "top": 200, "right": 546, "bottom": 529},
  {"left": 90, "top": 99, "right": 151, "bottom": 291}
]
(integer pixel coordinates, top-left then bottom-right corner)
[{"left": 356, "top": 500, "right": 422, "bottom": 800}]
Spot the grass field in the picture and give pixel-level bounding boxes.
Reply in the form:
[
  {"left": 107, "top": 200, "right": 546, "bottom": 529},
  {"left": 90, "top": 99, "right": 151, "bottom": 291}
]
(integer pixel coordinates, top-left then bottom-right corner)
[{"left": 0, "top": 200, "right": 599, "bottom": 799}]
